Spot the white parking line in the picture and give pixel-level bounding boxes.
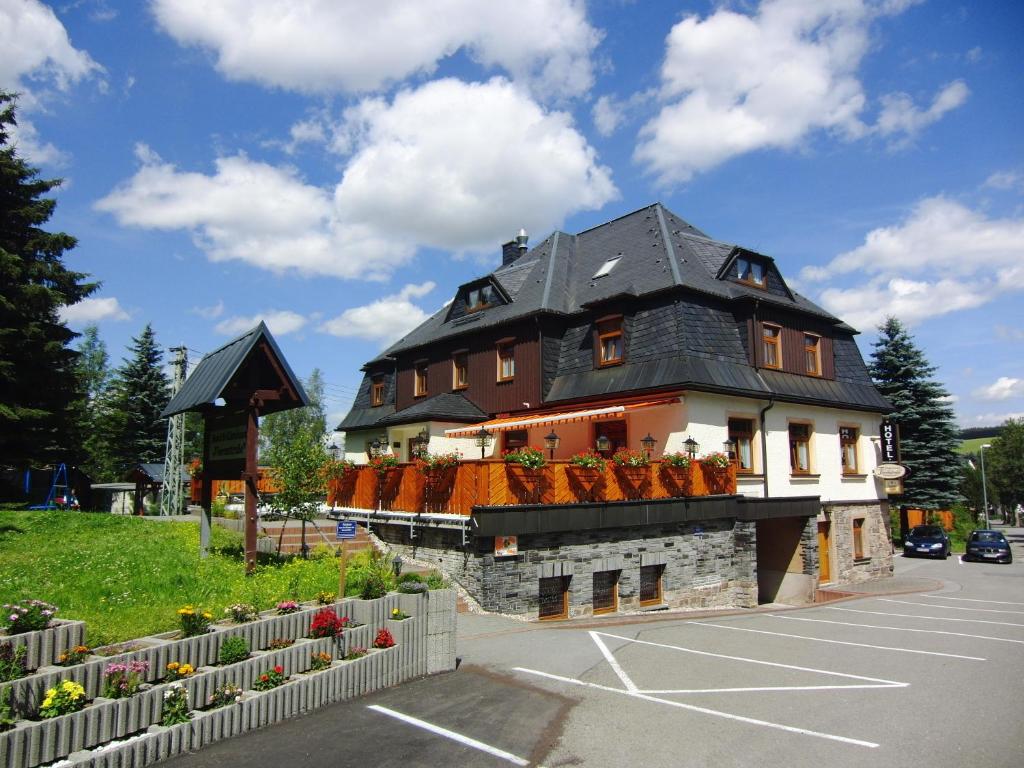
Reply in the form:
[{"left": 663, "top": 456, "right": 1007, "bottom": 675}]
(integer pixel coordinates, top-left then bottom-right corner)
[
  {"left": 590, "top": 631, "right": 638, "bottom": 692},
  {"left": 514, "top": 667, "right": 880, "bottom": 749},
  {"left": 594, "top": 631, "right": 906, "bottom": 686},
  {"left": 827, "top": 606, "right": 1024, "bottom": 628},
  {"left": 367, "top": 705, "right": 534, "bottom": 766},
  {"left": 918, "top": 594, "right": 1024, "bottom": 606},
  {"left": 879, "top": 599, "right": 1024, "bottom": 615},
  {"left": 695, "top": 621, "right": 985, "bottom": 660},
  {"left": 771, "top": 614, "right": 1024, "bottom": 644}
]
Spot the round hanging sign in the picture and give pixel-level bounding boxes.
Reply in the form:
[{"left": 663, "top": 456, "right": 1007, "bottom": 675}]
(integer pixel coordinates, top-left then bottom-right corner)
[{"left": 873, "top": 463, "right": 907, "bottom": 480}]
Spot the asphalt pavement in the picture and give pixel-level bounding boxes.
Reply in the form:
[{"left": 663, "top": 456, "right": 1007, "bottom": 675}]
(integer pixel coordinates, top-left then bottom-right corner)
[{"left": 163, "top": 525, "right": 1024, "bottom": 768}]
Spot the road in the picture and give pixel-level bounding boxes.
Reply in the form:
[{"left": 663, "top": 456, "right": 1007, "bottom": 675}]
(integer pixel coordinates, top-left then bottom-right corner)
[{"left": 164, "top": 527, "right": 1024, "bottom": 768}]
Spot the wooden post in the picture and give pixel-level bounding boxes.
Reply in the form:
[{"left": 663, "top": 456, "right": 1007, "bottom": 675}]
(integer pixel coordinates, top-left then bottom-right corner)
[
  {"left": 199, "top": 473, "right": 212, "bottom": 558},
  {"left": 244, "top": 403, "right": 259, "bottom": 575}
]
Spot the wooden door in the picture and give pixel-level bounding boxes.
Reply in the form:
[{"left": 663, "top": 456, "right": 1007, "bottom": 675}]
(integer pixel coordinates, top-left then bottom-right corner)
[{"left": 817, "top": 521, "right": 831, "bottom": 583}]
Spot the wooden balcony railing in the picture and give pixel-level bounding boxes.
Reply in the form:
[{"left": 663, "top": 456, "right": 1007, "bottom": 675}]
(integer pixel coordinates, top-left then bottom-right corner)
[{"left": 327, "top": 460, "right": 738, "bottom": 516}]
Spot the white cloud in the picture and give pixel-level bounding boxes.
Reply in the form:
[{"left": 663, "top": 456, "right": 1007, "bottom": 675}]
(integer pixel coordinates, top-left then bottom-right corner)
[
  {"left": 634, "top": 0, "right": 956, "bottom": 184},
  {"left": 936, "top": 394, "right": 959, "bottom": 403},
  {"left": 985, "top": 170, "right": 1024, "bottom": 193},
  {"left": 190, "top": 300, "right": 224, "bottom": 319},
  {"left": 968, "top": 411, "right": 1024, "bottom": 425},
  {"left": 214, "top": 310, "right": 307, "bottom": 337},
  {"left": 59, "top": 296, "right": 130, "bottom": 324},
  {"left": 151, "top": 0, "right": 600, "bottom": 99},
  {"left": 973, "top": 377, "right": 1024, "bottom": 402},
  {"left": 0, "top": 0, "right": 102, "bottom": 163},
  {"left": 805, "top": 196, "right": 1024, "bottom": 329},
  {"left": 97, "top": 79, "right": 616, "bottom": 278},
  {"left": 995, "top": 324, "right": 1024, "bottom": 341},
  {"left": 593, "top": 95, "right": 623, "bottom": 137},
  {"left": 320, "top": 282, "right": 436, "bottom": 345},
  {"left": 875, "top": 80, "right": 969, "bottom": 146}
]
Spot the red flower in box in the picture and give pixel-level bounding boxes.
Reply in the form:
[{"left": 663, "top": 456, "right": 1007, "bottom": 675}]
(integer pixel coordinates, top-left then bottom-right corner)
[
  {"left": 309, "top": 608, "right": 348, "bottom": 638},
  {"left": 373, "top": 628, "right": 395, "bottom": 649}
]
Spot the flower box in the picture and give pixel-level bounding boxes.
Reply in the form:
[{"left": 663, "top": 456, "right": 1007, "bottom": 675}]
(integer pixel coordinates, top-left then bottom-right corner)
[
  {"left": 0, "top": 620, "right": 86, "bottom": 671},
  {"left": 699, "top": 462, "right": 734, "bottom": 495},
  {"left": 659, "top": 464, "right": 694, "bottom": 497}
]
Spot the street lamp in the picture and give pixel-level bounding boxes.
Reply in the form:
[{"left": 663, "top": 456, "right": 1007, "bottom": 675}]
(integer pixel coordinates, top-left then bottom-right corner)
[
  {"left": 328, "top": 442, "right": 339, "bottom": 460},
  {"left": 475, "top": 427, "right": 492, "bottom": 460},
  {"left": 641, "top": 433, "right": 657, "bottom": 458},
  {"left": 544, "top": 430, "right": 560, "bottom": 460},
  {"left": 980, "top": 443, "right": 991, "bottom": 528},
  {"left": 684, "top": 436, "right": 699, "bottom": 459}
]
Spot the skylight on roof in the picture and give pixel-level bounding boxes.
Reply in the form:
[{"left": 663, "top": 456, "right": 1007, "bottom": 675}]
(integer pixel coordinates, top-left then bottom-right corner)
[{"left": 593, "top": 255, "right": 621, "bottom": 279}]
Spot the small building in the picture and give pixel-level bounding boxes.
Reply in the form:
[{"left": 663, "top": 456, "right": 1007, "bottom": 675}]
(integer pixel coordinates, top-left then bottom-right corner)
[
  {"left": 336, "top": 203, "right": 893, "bottom": 619},
  {"left": 124, "top": 463, "right": 191, "bottom": 515}
]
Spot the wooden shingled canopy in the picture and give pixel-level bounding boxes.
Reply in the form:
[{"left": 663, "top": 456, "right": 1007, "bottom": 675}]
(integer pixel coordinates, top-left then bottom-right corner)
[{"left": 162, "top": 322, "right": 308, "bottom": 572}]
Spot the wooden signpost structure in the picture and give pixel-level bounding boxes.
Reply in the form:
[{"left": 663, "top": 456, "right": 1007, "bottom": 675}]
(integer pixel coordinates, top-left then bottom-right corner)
[{"left": 162, "top": 322, "right": 308, "bottom": 573}]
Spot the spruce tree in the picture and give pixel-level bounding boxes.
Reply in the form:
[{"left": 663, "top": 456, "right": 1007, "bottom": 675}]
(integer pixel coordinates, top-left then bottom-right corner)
[
  {"left": 73, "top": 325, "right": 111, "bottom": 478},
  {"left": 102, "top": 324, "right": 170, "bottom": 477},
  {"left": 869, "top": 317, "right": 961, "bottom": 509},
  {"left": 0, "top": 91, "right": 96, "bottom": 469}
]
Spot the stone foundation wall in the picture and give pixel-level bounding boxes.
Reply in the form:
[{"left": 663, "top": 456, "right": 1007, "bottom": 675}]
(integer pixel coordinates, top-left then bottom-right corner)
[
  {"left": 374, "top": 518, "right": 758, "bottom": 619},
  {"left": 826, "top": 500, "right": 894, "bottom": 584}
]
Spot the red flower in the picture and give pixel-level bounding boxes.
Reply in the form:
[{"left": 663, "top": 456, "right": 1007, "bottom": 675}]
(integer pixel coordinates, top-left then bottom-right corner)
[
  {"left": 259, "top": 674, "right": 268, "bottom": 682},
  {"left": 274, "top": 665, "right": 283, "bottom": 674}
]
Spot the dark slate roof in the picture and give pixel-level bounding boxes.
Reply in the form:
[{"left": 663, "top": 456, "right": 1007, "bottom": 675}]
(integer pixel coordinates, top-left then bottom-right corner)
[
  {"left": 337, "top": 404, "right": 395, "bottom": 431},
  {"left": 758, "top": 370, "right": 892, "bottom": 412},
  {"left": 131, "top": 463, "right": 189, "bottom": 484},
  {"left": 162, "top": 322, "right": 309, "bottom": 417},
  {"left": 376, "top": 392, "right": 488, "bottom": 427}
]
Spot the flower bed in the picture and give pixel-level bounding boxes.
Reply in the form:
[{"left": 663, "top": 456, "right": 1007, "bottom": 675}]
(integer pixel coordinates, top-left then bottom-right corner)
[
  {"left": 0, "top": 590, "right": 456, "bottom": 768},
  {"left": 0, "top": 619, "right": 87, "bottom": 672}
]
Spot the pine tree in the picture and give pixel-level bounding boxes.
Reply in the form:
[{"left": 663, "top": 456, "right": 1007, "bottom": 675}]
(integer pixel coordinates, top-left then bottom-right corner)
[
  {"left": 0, "top": 91, "right": 96, "bottom": 469},
  {"left": 869, "top": 317, "right": 961, "bottom": 509},
  {"left": 101, "top": 324, "right": 170, "bottom": 477},
  {"left": 73, "top": 325, "right": 110, "bottom": 478}
]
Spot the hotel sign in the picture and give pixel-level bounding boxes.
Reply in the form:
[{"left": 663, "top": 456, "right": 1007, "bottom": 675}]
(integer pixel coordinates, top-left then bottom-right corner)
[{"left": 880, "top": 420, "right": 900, "bottom": 464}]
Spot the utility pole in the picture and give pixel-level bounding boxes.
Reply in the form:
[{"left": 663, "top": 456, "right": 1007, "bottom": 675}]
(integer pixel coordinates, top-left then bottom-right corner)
[{"left": 161, "top": 346, "right": 188, "bottom": 516}]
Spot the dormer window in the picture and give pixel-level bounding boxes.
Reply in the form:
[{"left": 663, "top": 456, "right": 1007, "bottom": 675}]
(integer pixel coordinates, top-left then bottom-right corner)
[
  {"left": 804, "top": 333, "right": 821, "bottom": 376},
  {"left": 762, "top": 324, "right": 782, "bottom": 369},
  {"left": 371, "top": 379, "right": 385, "bottom": 407},
  {"left": 414, "top": 361, "right": 428, "bottom": 397},
  {"left": 593, "top": 255, "right": 621, "bottom": 279},
  {"left": 595, "top": 316, "right": 623, "bottom": 367},
  {"left": 737, "top": 257, "right": 766, "bottom": 287},
  {"left": 467, "top": 284, "right": 495, "bottom": 312}
]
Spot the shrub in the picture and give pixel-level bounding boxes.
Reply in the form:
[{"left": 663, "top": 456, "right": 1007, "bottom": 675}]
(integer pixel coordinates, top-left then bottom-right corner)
[
  {"left": 267, "top": 638, "right": 294, "bottom": 650},
  {"left": 39, "top": 680, "right": 86, "bottom": 718},
  {"left": 661, "top": 452, "right": 692, "bottom": 469},
  {"left": 309, "top": 608, "right": 350, "bottom": 638},
  {"left": 315, "top": 591, "right": 336, "bottom": 605},
  {"left": 398, "top": 572, "right": 424, "bottom": 583},
  {"left": 360, "top": 572, "right": 390, "bottom": 600},
  {"left": 218, "top": 636, "right": 250, "bottom": 666},
  {"left": 224, "top": 603, "right": 259, "bottom": 623},
  {"left": 372, "top": 628, "right": 395, "bottom": 649},
  {"left": 164, "top": 662, "right": 194, "bottom": 681},
  {"left": 309, "top": 651, "right": 332, "bottom": 671},
  {"left": 0, "top": 643, "right": 27, "bottom": 682},
  {"left": 309, "top": 543, "right": 337, "bottom": 560},
  {"left": 569, "top": 452, "right": 607, "bottom": 471},
  {"left": 611, "top": 449, "right": 649, "bottom": 467},
  {"left": 398, "top": 581, "right": 428, "bottom": 595},
  {"left": 57, "top": 645, "right": 91, "bottom": 666},
  {"left": 426, "top": 571, "right": 449, "bottom": 590},
  {"left": 177, "top": 605, "right": 213, "bottom": 637},
  {"left": 253, "top": 665, "right": 286, "bottom": 691},
  {"left": 503, "top": 446, "right": 546, "bottom": 469},
  {"left": 275, "top": 600, "right": 300, "bottom": 614},
  {"left": 2, "top": 599, "right": 57, "bottom": 634},
  {"left": 161, "top": 683, "right": 190, "bottom": 726},
  {"left": 207, "top": 683, "right": 242, "bottom": 709},
  {"left": 343, "top": 646, "right": 367, "bottom": 661},
  {"left": 0, "top": 687, "right": 15, "bottom": 730},
  {"left": 102, "top": 660, "right": 148, "bottom": 699}
]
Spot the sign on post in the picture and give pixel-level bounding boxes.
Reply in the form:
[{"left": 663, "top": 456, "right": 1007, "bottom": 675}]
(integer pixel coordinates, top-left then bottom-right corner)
[
  {"left": 880, "top": 420, "right": 900, "bottom": 464},
  {"left": 336, "top": 520, "right": 357, "bottom": 540}
]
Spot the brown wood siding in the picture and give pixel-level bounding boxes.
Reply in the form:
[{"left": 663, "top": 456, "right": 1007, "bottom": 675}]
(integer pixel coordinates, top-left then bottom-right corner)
[
  {"left": 754, "top": 308, "right": 835, "bottom": 380},
  {"left": 394, "top": 321, "right": 541, "bottom": 415}
]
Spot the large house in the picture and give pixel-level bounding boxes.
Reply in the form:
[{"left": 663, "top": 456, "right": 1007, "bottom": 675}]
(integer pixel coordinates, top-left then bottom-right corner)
[{"left": 336, "top": 203, "right": 893, "bottom": 619}]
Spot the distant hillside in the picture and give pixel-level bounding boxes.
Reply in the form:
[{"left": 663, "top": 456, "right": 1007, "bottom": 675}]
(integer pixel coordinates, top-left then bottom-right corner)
[{"left": 960, "top": 427, "right": 1002, "bottom": 441}]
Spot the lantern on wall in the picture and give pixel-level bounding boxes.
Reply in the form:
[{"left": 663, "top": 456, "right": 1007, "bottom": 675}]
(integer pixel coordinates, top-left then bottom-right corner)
[
  {"left": 475, "top": 427, "right": 493, "bottom": 459},
  {"left": 544, "top": 430, "right": 561, "bottom": 459},
  {"left": 596, "top": 434, "right": 611, "bottom": 453},
  {"left": 641, "top": 433, "right": 657, "bottom": 458},
  {"left": 684, "top": 436, "right": 699, "bottom": 459}
]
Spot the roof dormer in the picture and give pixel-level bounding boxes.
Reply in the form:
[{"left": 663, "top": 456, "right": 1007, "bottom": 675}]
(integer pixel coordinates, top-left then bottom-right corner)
[
  {"left": 717, "top": 247, "right": 795, "bottom": 300},
  {"left": 444, "top": 276, "right": 511, "bottom": 323}
]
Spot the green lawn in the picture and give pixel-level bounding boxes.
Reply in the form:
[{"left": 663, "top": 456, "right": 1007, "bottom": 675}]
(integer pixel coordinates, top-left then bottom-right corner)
[
  {"left": 959, "top": 437, "right": 992, "bottom": 454},
  {"left": 0, "top": 511, "right": 345, "bottom": 646}
]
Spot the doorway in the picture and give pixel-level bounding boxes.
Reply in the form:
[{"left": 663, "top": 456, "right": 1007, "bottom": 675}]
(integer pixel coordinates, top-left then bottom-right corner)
[{"left": 817, "top": 521, "right": 832, "bottom": 583}]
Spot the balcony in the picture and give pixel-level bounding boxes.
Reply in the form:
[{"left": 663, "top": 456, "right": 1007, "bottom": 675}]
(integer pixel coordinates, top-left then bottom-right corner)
[{"left": 327, "top": 459, "right": 737, "bottom": 516}]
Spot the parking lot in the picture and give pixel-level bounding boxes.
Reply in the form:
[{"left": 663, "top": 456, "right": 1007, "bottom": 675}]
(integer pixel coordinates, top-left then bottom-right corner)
[{"left": 166, "top": 530, "right": 1024, "bottom": 768}]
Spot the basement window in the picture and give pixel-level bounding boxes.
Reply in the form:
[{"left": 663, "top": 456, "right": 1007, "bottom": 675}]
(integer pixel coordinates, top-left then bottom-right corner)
[{"left": 538, "top": 576, "right": 570, "bottom": 620}]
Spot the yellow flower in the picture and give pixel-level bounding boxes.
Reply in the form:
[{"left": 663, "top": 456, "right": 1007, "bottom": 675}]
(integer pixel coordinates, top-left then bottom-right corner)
[
  {"left": 202, "top": 612, "right": 212, "bottom": 620},
  {"left": 167, "top": 662, "right": 179, "bottom": 671}
]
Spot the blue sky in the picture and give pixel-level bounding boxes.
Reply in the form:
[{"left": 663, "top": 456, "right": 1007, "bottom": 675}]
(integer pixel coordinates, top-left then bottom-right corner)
[{"left": 4, "top": 0, "right": 1023, "bottom": 431}]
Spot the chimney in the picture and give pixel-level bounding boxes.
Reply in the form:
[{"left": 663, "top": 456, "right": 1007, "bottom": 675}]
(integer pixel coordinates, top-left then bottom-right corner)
[{"left": 501, "top": 228, "right": 529, "bottom": 266}]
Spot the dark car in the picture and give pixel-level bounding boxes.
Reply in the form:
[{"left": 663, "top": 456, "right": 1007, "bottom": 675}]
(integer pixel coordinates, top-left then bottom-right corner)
[
  {"left": 963, "top": 530, "right": 1013, "bottom": 564},
  {"left": 902, "top": 525, "right": 950, "bottom": 558}
]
